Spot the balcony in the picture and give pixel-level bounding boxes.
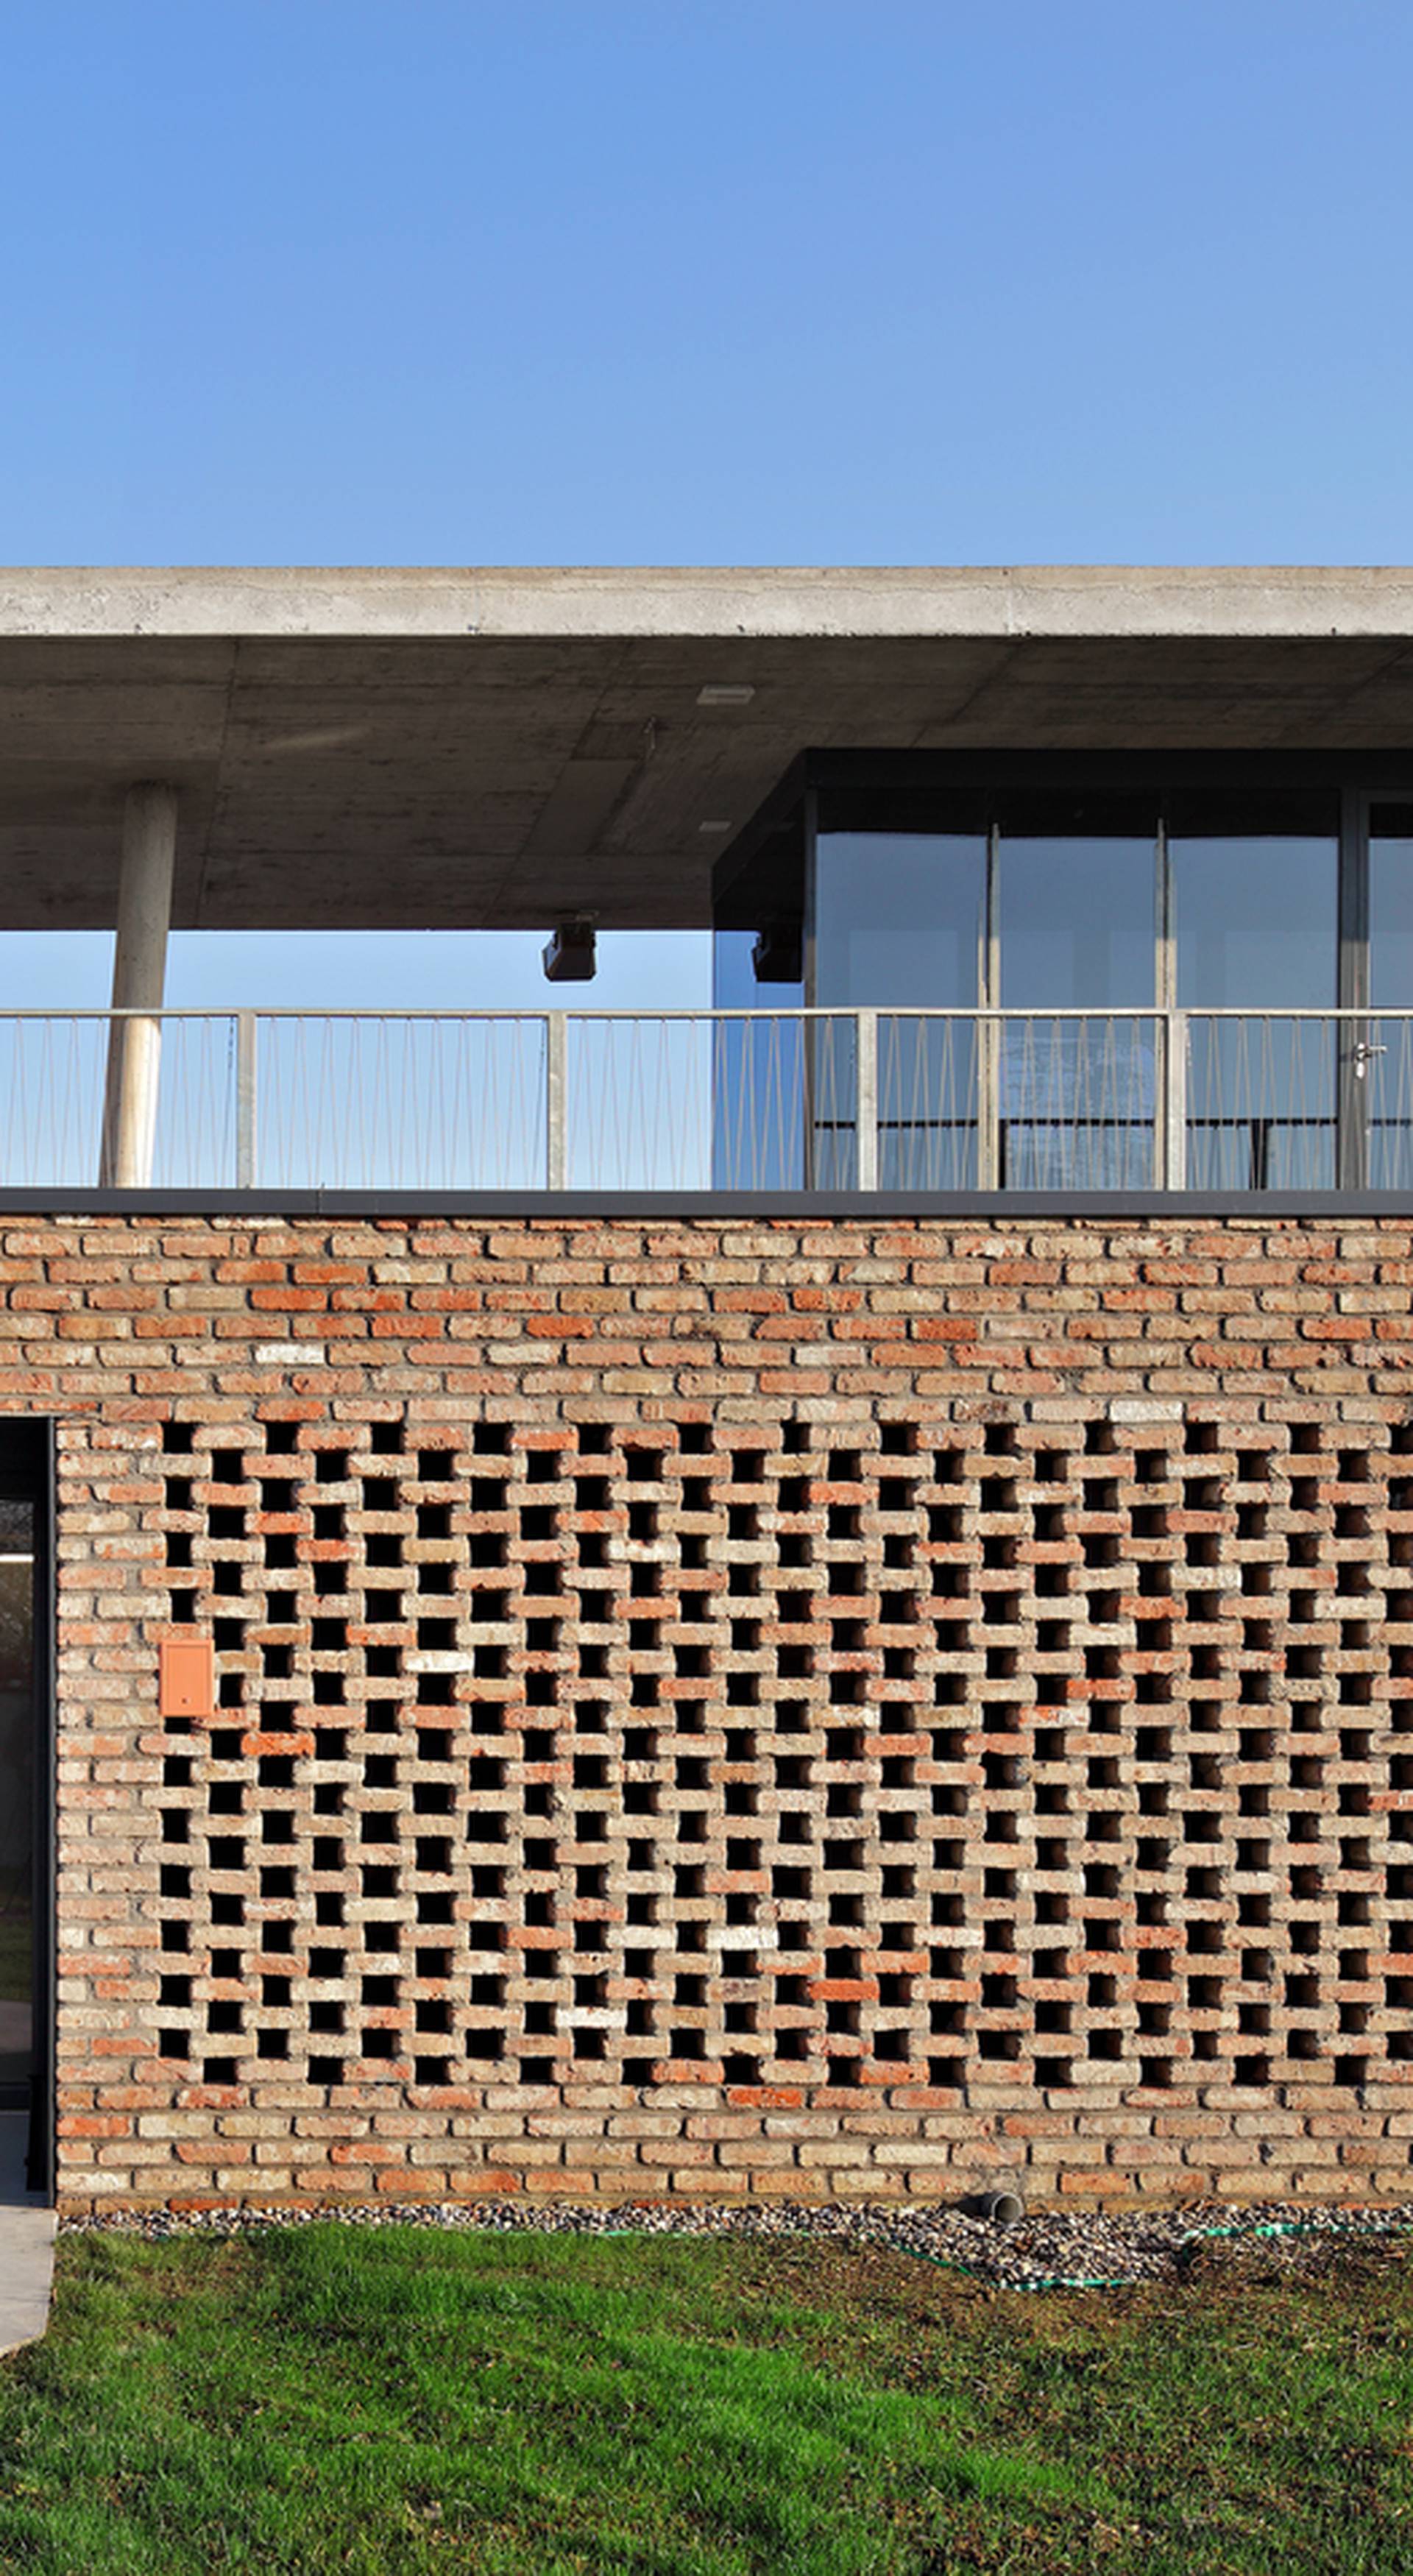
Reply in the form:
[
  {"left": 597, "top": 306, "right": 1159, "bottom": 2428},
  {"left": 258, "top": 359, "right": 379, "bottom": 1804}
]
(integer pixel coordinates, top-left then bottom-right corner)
[{"left": 7, "top": 1005, "right": 1411, "bottom": 1200}]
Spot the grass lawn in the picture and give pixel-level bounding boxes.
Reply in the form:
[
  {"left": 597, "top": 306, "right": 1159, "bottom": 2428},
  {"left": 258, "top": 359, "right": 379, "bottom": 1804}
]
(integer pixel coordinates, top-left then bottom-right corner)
[{"left": 0, "top": 2226, "right": 1407, "bottom": 2572}]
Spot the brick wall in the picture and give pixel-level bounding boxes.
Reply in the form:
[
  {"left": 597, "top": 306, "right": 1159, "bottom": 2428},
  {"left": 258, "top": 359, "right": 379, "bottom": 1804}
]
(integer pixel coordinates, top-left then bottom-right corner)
[{"left": 35, "top": 1211, "right": 1413, "bottom": 2208}]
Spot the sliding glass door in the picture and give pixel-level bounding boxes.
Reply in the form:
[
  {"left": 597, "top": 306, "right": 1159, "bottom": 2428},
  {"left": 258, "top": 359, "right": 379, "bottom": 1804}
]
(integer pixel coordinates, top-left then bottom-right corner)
[
  {"left": 1367, "top": 804, "right": 1413, "bottom": 1189},
  {"left": 996, "top": 832, "right": 1156, "bottom": 1187},
  {"left": 1172, "top": 821, "right": 1340, "bottom": 1190}
]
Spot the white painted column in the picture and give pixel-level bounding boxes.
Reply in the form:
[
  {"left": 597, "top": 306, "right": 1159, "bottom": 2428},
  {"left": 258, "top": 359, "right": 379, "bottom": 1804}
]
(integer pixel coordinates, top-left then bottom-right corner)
[{"left": 99, "top": 782, "right": 178, "bottom": 1187}]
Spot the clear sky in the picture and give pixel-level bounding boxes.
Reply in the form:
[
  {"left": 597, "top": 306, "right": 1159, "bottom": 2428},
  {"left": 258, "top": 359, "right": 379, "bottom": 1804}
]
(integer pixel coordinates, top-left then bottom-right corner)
[{"left": 0, "top": 0, "right": 1408, "bottom": 1013}]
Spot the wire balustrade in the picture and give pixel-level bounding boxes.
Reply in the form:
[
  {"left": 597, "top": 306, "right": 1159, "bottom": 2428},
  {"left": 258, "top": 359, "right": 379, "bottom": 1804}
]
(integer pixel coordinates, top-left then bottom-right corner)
[{"left": 0, "top": 1006, "right": 1409, "bottom": 1193}]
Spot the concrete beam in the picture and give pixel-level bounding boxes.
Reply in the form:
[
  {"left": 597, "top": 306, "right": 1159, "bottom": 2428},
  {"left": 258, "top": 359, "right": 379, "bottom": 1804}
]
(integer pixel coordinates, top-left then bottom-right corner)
[{"left": 8, "top": 564, "right": 1413, "bottom": 639}]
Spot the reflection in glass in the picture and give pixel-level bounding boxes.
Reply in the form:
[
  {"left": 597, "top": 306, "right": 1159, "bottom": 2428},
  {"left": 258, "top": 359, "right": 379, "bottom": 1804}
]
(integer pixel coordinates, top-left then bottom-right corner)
[
  {"left": 998, "top": 838, "right": 1154, "bottom": 1011},
  {"left": 874, "top": 1014, "right": 985, "bottom": 1190},
  {"left": 710, "top": 927, "right": 812, "bottom": 1189},
  {"left": 714, "top": 794, "right": 1359, "bottom": 1193},
  {"left": 999, "top": 838, "right": 1156, "bottom": 1189},
  {"left": 996, "top": 1013, "right": 1159, "bottom": 1189},
  {"left": 1174, "top": 837, "right": 1338, "bottom": 1189},
  {"left": 812, "top": 833, "right": 987, "bottom": 1186},
  {"left": 812, "top": 835, "right": 984, "bottom": 1009},
  {"left": 1370, "top": 822, "right": 1413, "bottom": 1005},
  {"left": 1175, "top": 838, "right": 1335, "bottom": 1009},
  {"left": 0, "top": 1498, "right": 32, "bottom": 2092}
]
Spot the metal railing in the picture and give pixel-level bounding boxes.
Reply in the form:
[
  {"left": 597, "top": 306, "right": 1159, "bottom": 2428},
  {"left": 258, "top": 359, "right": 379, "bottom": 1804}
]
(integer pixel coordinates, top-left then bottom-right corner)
[{"left": 4, "top": 1005, "right": 1413, "bottom": 1193}]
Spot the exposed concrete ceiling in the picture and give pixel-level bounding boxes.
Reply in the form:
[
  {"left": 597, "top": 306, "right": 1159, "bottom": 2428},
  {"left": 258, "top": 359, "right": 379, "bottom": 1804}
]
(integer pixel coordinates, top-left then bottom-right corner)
[{"left": 1, "top": 567, "right": 1413, "bottom": 930}]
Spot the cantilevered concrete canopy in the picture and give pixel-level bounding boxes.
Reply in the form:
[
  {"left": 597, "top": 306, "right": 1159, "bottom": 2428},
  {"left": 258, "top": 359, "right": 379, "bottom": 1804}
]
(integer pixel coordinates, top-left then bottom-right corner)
[{"left": 4, "top": 566, "right": 1413, "bottom": 930}]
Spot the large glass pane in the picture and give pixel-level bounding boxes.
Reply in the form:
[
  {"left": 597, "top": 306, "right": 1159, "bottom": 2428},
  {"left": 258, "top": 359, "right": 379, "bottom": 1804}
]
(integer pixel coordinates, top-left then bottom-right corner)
[
  {"left": 0, "top": 1498, "right": 32, "bottom": 2094},
  {"left": 998, "top": 838, "right": 1156, "bottom": 1189},
  {"left": 812, "top": 833, "right": 984, "bottom": 1009},
  {"left": 1174, "top": 835, "right": 1337, "bottom": 1189},
  {"left": 1367, "top": 811, "right": 1413, "bottom": 1186},
  {"left": 1370, "top": 820, "right": 1413, "bottom": 1004},
  {"left": 811, "top": 832, "right": 986, "bottom": 1187}
]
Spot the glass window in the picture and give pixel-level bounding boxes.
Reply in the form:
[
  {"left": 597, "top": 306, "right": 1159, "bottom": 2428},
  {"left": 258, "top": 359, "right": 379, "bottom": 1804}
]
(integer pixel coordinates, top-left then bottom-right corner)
[
  {"left": 1370, "top": 808, "right": 1413, "bottom": 1006},
  {"left": 711, "top": 927, "right": 799, "bottom": 1011},
  {"left": 998, "top": 838, "right": 1155, "bottom": 1010},
  {"left": 1173, "top": 837, "right": 1336, "bottom": 1011},
  {"left": 811, "top": 833, "right": 985, "bottom": 1008},
  {"left": 714, "top": 771, "right": 1378, "bottom": 1195}
]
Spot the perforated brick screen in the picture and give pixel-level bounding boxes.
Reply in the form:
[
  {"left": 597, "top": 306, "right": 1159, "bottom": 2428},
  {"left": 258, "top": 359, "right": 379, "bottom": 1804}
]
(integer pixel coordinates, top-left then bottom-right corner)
[{"left": 145, "top": 1410, "right": 1412, "bottom": 2105}]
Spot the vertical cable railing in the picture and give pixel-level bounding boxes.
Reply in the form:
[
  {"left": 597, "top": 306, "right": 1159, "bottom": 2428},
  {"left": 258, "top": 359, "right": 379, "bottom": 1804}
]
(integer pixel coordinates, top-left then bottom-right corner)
[
  {"left": 993, "top": 1012, "right": 1160, "bottom": 1190},
  {"left": 1185, "top": 1013, "right": 1341, "bottom": 1192},
  {"left": 1367, "top": 1015, "right": 1413, "bottom": 1190},
  {"left": 0, "top": 1005, "right": 1403, "bottom": 1194}
]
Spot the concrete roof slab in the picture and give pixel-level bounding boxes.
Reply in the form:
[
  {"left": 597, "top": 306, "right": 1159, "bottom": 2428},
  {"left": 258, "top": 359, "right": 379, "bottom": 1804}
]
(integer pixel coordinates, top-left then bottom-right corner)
[{"left": 0, "top": 570, "right": 1406, "bottom": 931}]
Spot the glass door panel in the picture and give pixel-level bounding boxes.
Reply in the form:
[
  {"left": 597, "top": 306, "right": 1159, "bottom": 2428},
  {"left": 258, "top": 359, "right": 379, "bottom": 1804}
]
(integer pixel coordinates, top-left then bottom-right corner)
[
  {"left": 1172, "top": 835, "right": 1338, "bottom": 1189},
  {"left": 1367, "top": 810, "right": 1413, "bottom": 1188},
  {"left": 997, "top": 838, "right": 1156, "bottom": 1188},
  {"left": 811, "top": 832, "right": 987, "bottom": 1186}
]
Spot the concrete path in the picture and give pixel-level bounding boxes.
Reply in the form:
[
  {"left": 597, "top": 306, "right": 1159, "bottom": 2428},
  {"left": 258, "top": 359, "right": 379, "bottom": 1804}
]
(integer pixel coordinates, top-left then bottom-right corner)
[{"left": 0, "top": 2114, "right": 54, "bottom": 2357}]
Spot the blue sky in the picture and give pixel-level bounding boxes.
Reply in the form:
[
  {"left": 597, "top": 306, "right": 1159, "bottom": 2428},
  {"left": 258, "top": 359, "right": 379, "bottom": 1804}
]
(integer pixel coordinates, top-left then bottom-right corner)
[{"left": 0, "top": 0, "right": 1408, "bottom": 1012}]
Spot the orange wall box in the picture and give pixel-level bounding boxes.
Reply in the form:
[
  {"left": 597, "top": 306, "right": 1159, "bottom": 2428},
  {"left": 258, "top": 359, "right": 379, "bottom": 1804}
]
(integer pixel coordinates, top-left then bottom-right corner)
[{"left": 157, "top": 1637, "right": 215, "bottom": 1722}]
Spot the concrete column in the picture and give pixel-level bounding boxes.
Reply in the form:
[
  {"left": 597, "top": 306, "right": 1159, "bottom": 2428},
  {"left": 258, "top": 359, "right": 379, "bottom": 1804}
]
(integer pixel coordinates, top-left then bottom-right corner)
[{"left": 99, "top": 782, "right": 178, "bottom": 1187}]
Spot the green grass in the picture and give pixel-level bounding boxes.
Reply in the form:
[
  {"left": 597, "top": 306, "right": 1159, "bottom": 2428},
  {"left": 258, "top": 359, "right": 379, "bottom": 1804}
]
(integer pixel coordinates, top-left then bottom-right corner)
[{"left": 0, "top": 2226, "right": 1409, "bottom": 2572}]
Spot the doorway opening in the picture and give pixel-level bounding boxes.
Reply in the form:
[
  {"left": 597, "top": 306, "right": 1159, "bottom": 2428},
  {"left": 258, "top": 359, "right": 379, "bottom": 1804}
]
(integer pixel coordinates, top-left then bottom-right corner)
[{"left": 0, "top": 1423, "right": 52, "bottom": 2201}]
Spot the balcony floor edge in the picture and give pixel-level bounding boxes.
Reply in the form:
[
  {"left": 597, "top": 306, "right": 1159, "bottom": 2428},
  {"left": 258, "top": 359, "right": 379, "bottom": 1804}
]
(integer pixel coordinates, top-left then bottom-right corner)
[{"left": 0, "top": 1187, "right": 1410, "bottom": 1220}]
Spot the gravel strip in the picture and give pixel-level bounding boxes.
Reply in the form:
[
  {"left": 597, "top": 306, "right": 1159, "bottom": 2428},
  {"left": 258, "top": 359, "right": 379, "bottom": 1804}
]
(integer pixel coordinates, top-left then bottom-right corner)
[{"left": 57, "top": 2195, "right": 1413, "bottom": 2291}]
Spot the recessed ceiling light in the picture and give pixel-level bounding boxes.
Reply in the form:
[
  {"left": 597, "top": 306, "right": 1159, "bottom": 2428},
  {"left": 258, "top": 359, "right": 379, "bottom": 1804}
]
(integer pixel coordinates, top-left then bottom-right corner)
[
  {"left": 698, "top": 818, "right": 734, "bottom": 837},
  {"left": 695, "top": 683, "right": 756, "bottom": 707}
]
